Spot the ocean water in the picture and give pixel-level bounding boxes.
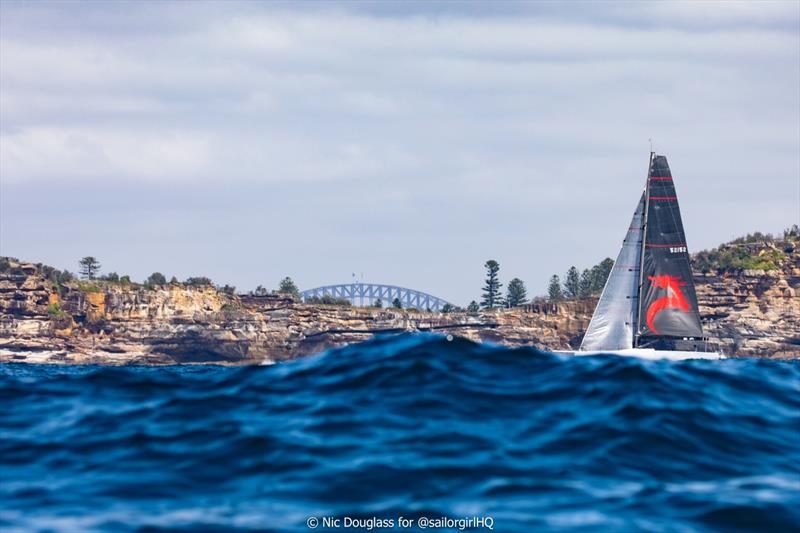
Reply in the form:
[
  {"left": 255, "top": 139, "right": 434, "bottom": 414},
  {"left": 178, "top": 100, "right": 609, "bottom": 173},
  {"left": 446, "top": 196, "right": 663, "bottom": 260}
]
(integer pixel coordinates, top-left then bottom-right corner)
[{"left": 1, "top": 334, "right": 798, "bottom": 533}]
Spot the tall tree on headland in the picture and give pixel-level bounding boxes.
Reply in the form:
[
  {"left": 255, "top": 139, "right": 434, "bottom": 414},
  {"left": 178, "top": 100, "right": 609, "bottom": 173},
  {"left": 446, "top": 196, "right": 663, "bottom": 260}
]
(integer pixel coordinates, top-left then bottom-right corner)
[
  {"left": 481, "top": 260, "right": 503, "bottom": 309},
  {"left": 578, "top": 269, "right": 593, "bottom": 298},
  {"left": 467, "top": 300, "right": 480, "bottom": 313},
  {"left": 563, "top": 266, "right": 580, "bottom": 299},
  {"left": 506, "top": 278, "right": 528, "bottom": 307},
  {"left": 392, "top": 297, "right": 403, "bottom": 309},
  {"left": 78, "top": 257, "right": 101, "bottom": 280},
  {"left": 548, "top": 275, "right": 563, "bottom": 301}
]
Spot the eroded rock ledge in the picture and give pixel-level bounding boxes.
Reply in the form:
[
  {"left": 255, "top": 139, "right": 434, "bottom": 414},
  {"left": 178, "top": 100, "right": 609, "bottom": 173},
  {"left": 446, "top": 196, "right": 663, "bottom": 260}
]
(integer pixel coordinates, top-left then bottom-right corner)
[{"left": 1, "top": 249, "right": 798, "bottom": 364}]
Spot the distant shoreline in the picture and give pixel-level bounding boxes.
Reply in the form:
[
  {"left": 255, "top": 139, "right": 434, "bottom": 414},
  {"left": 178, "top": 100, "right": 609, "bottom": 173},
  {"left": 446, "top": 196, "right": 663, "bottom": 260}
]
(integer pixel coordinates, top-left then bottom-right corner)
[{"left": 2, "top": 233, "right": 799, "bottom": 364}]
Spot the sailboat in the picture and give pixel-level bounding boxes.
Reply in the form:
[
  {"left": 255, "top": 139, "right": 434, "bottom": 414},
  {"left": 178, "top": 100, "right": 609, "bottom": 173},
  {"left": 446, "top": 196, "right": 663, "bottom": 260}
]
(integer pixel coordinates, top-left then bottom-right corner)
[{"left": 573, "top": 152, "right": 722, "bottom": 360}]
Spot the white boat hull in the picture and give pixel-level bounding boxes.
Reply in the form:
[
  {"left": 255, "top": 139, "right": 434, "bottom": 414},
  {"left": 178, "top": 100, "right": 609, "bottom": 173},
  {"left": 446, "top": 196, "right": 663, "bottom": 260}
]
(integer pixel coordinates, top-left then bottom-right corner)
[{"left": 556, "top": 348, "right": 724, "bottom": 361}]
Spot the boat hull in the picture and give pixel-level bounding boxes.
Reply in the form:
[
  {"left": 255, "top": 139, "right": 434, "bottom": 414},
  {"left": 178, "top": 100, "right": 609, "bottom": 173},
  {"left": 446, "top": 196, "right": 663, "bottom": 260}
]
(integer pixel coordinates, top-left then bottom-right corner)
[{"left": 556, "top": 348, "right": 724, "bottom": 361}]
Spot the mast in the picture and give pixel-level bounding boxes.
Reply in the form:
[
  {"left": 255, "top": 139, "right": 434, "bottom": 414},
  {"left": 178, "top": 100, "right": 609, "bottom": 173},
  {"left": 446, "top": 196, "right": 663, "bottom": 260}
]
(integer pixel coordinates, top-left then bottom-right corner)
[{"left": 634, "top": 151, "right": 654, "bottom": 347}]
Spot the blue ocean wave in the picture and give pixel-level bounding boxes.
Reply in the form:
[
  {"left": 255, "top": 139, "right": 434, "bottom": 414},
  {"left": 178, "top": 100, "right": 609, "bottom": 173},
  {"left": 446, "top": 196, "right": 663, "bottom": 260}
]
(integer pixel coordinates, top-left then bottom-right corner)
[{"left": 1, "top": 334, "right": 798, "bottom": 532}]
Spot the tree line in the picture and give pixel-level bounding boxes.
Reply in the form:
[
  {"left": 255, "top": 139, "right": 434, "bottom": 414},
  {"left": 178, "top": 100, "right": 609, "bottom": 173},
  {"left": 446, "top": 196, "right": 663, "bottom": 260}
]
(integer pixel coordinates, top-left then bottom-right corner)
[
  {"left": 547, "top": 259, "right": 614, "bottom": 301},
  {"left": 471, "top": 257, "right": 614, "bottom": 310},
  {"left": 12, "top": 255, "right": 614, "bottom": 312},
  {"left": 464, "top": 259, "right": 529, "bottom": 311},
  {"left": 63, "top": 256, "right": 302, "bottom": 298}
]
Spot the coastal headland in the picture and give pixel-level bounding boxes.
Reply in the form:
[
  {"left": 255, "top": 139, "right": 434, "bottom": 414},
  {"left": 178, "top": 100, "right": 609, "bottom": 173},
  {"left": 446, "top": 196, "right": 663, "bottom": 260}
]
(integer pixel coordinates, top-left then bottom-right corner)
[{"left": 1, "top": 239, "right": 798, "bottom": 364}]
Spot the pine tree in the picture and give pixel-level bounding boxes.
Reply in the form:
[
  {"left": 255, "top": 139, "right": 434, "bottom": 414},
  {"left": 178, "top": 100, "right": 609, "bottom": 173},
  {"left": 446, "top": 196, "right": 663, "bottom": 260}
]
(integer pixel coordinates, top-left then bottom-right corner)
[
  {"left": 506, "top": 278, "right": 528, "bottom": 307},
  {"left": 374, "top": 298, "right": 383, "bottom": 308},
  {"left": 481, "top": 260, "right": 503, "bottom": 308},
  {"left": 578, "top": 269, "right": 593, "bottom": 298},
  {"left": 563, "top": 266, "right": 580, "bottom": 299},
  {"left": 467, "top": 300, "right": 480, "bottom": 313},
  {"left": 392, "top": 297, "right": 402, "bottom": 309},
  {"left": 548, "top": 275, "right": 563, "bottom": 301},
  {"left": 78, "top": 256, "right": 101, "bottom": 280},
  {"left": 592, "top": 258, "right": 614, "bottom": 292}
]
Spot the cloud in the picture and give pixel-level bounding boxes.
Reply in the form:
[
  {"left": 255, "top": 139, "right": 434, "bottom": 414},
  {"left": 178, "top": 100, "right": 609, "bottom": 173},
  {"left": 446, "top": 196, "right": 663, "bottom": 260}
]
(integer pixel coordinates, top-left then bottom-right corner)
[
  {"left": 0, "top": 1, "right": 797, "bottom": 302},
  {"left": 1, "top": 126, "right": 211, "bottom": 182}
]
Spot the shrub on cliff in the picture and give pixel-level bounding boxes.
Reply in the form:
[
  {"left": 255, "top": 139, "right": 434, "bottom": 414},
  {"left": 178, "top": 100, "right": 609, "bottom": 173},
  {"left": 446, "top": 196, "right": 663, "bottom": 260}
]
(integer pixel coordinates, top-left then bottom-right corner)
[
  {"left": 35, "top": 263, "right": 75, "bottom": 287},
  {"left": 219, "top": 303, "right": 245, "bottom": 320},
  {"left": 306, "top": 295, "right": 352, "bottom": 306},
  {"left": 278, "top": 277, "right": 300, "bottom": 298},
  {"left": 47, "top": 302, "right": 67, "bottom": 318},
  {"left": 185, "top": 277, "right": 213, "bottom": 286},
  {"left": 693, "top": 243, "right": 786, "bottom": 274},
  {"left": 729, "top": 231, "right": 777, "bottom": 245},
  {"left": 145, "top": 272, "right": 167, "bottom": 285},
  {"left": 101, "top": 272, "right": 120, "bottom": 282},
  {"left": 78, "top": 282, "right": 101, "bottom": 293}
]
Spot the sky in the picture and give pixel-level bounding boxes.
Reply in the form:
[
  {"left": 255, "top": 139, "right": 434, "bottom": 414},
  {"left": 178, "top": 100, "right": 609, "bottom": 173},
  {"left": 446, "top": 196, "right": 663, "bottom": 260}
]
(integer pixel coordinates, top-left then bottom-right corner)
[{"left": 1, "top": 0, "right": 798, "bottom": 305}]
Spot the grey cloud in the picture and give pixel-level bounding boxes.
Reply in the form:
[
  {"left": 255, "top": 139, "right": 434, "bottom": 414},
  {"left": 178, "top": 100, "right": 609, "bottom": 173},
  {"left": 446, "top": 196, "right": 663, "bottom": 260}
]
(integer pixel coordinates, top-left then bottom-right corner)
[{"left": 1, "top": 1, "right": 798, "bottom": 304}]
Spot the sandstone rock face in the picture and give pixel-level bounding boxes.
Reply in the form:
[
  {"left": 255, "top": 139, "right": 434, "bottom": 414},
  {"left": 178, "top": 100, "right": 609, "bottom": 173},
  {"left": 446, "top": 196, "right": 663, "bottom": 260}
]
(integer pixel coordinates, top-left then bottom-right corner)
[
  {"left": 1, "top": 247, "right": 797, "bottom": 364},
  {"left": 695, "top": 250, "right": 800, "bottom": 358}
]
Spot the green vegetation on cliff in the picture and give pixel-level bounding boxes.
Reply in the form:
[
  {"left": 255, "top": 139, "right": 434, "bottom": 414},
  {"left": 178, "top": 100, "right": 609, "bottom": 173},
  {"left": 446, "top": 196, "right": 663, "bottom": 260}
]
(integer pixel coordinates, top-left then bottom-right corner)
[
  {"left": 548, "top": 258, "right": 614, "bottom": 301},
  {"left": 305, "top": 295, "right": 352, "bottom": 306},
  {"left": 278, "top": 277, "right": 300, "bottom": 298},
  {"left": 692, "top": 226, "right": 797, "bottom": 274}
]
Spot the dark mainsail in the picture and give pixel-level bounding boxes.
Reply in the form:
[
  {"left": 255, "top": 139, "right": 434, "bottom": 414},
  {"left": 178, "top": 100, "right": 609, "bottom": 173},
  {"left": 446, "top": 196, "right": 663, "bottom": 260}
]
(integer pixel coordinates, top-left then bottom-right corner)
[{"left": 636, "top": 154, "right": 703, "bottom": 343}]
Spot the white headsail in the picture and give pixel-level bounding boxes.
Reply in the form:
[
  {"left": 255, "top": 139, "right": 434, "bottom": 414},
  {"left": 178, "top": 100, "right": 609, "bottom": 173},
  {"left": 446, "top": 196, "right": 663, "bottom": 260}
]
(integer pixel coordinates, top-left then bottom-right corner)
[{"left": 580, "top": 192, "right": 645, "bottom": 351}]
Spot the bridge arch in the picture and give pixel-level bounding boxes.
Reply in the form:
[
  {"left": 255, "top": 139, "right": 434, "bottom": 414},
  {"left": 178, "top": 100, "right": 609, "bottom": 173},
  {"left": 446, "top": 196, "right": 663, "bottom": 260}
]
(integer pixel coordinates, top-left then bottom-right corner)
[{"left": 300, "top": 283, "right": 454, "bottom": 312}]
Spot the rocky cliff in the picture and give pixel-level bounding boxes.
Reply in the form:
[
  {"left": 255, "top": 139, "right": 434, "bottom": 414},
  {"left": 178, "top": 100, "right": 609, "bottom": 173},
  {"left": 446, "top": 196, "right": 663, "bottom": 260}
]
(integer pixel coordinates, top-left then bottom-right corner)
[{"left": 1, "top": 244, "right": 798, "bottom": 364}]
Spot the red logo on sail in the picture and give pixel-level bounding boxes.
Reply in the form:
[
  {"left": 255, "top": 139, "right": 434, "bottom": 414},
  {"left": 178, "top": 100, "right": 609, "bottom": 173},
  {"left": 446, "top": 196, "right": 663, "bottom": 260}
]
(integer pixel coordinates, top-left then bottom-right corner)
[{"left": 646, "top": 275, "right": 689, "bottom": 334}]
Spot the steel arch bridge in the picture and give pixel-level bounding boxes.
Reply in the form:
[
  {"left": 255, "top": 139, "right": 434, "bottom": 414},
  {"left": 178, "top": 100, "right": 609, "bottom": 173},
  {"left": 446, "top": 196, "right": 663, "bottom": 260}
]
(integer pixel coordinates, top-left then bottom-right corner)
[{"left": 301, "top": 283, "right": 454, "bottom": 311}]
